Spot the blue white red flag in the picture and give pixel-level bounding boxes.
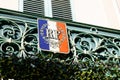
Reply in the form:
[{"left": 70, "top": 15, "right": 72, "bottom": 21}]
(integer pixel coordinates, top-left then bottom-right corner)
[{"left": 38, "top": 19, "right": 69, "bottom": 54}]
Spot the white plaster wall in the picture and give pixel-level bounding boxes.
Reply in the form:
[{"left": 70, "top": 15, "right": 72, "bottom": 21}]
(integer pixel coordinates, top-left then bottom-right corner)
[
  {"left": 0, "top": 0, "right": 19, "bottom": 11},
  {"left": 71, "top": 0, "right": 120, "bottom": 29},
  {"left": 71, "top": 0, "right": 109, "bottom": 27},
  {"left": 102, "top": 0, "right": 120, "bottom": 29}
]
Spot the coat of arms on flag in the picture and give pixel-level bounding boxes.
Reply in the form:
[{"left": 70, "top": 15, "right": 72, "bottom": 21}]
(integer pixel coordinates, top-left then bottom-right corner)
[{"left": 38, "top": 19, "right": 69, "bottom": 54}]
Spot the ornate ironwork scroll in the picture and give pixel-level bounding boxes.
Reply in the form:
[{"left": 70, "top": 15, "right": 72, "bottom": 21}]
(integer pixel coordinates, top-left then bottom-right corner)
[
  {"left": 69, "top": 29, "right": 120, "bottom": 63},
  {"left": 0, "top": 18, "right": 38, "bottom": 58}
]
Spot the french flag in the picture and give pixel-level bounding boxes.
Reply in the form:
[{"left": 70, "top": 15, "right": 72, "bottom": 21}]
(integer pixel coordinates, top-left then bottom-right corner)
[{"left": 38, "top": 19, "right": 69, "bottom": 54}]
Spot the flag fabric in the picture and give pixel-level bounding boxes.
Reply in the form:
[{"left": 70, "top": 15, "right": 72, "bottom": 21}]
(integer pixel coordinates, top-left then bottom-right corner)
[{"left": 38, "top": 19, "right": 69, "bottom": 54}]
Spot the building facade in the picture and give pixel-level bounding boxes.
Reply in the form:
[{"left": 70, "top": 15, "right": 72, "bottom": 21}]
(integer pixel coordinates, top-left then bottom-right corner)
[{"left": 0, "top": 1, "right": 120, "bottom": 79}]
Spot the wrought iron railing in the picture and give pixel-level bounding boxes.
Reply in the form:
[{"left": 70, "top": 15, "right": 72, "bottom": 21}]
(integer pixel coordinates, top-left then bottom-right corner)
[
  {"left": 0, "top": 9, "right": 120, "bottom": 64},
  {"left": 0, "top": 18, "right": 38, "bottom": 58},
  {"left": 68, "top": 29, "right": 120, "bottom": 63}
]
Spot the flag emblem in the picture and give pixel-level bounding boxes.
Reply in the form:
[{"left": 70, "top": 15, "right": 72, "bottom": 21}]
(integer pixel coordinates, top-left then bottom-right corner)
[{"left": 38, "top": 19, "right": 69, "bottom": 54}]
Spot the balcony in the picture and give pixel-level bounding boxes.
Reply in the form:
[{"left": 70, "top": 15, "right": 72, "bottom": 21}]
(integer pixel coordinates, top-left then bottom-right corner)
[{"left": 0, "top": 8, "right": 120, "bottom": 62}]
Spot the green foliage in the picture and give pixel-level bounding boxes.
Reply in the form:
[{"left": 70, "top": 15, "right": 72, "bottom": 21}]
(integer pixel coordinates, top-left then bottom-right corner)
[{"left": 0, "top": 53, "right": 120, "bottom": 80}]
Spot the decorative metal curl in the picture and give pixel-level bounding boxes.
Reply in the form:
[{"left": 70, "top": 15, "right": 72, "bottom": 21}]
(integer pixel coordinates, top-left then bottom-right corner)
[
  {"left": 23, "top": 34, "right": 38, "bottom": 55},
  {"left": 1, "top": 42, "right": 19, "bottom": 57},
  {"left": 74, "top": 33, "right": 96, "bottom": 53}
]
